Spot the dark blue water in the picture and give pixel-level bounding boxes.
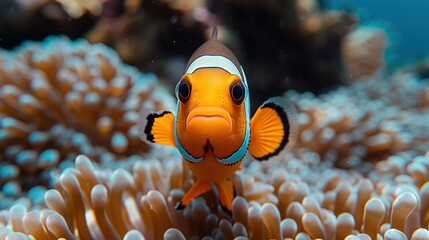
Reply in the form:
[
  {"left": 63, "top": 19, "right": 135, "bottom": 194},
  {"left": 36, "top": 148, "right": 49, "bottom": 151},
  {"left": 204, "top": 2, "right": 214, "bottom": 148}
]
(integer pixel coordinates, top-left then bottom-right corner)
[{"left": 327, "top": 0, "right": 429, "bottom": 65}]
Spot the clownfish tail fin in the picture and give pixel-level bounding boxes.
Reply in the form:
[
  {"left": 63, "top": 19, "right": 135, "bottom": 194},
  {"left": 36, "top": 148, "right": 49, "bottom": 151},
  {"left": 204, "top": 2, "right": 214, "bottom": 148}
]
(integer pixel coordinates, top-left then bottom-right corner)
[
  {"left": 248, "top": 96, "right": 298, "bottom": 161},
  {"left": 211, "top": 26, "right": 218, "bottom": 39},
  {"left": 138, "top": 109, "right": 176, "bottom": 147}
]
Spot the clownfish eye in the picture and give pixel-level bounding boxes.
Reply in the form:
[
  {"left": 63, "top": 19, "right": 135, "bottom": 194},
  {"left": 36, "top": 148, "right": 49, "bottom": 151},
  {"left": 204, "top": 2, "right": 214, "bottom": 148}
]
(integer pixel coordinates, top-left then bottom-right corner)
[
  {"left": 230, "top": 81, "right": 245, "bottom": 105},
  {"left": 177, "top": 79, "right": 191, "bottom": 103}
]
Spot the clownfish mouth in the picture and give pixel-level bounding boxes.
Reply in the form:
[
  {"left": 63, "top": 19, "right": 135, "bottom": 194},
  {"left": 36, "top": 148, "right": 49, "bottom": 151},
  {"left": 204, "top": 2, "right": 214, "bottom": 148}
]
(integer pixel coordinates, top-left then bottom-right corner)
[{"left": 186, "top": 106, "right": 232, "bottom": 132}]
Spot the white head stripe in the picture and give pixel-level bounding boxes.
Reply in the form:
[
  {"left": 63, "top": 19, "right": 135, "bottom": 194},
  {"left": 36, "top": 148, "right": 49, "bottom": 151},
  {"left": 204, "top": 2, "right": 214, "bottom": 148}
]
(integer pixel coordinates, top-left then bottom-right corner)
[{"left": 186, "top": 55, "right": 243, "bottom": 79}]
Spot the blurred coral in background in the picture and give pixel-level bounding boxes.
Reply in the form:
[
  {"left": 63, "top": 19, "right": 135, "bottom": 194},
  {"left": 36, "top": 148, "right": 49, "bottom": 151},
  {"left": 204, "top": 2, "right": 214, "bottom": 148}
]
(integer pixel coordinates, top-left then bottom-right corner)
[
  {"left": 342, "top": 25, "right": 389, "bottom": 80},
  {"left": 1, "top": 0, "right": 358, "bottom": 108}
]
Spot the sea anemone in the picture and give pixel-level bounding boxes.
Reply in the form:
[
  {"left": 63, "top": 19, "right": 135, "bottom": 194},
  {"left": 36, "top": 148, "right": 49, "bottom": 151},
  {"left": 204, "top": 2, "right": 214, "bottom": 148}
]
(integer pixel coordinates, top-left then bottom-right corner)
[
  {"left": 289, "top": 73, "right": 429, "bottom": 172},
  {"left": 0, "top": 36, "right": 173, "bottom": 208},
  {"left": 0, "top": 154, "right": 274, "bottom": 239},
  {"left": 2, "top": 72, "right": 429, "bottom": 239}
]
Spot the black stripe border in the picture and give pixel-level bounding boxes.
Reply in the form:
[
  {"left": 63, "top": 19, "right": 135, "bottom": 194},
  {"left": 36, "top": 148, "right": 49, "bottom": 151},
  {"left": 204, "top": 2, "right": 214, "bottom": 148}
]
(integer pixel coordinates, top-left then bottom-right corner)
[
  {"left": 255, "top": 102, "right": 290, "bottom": 161},
  {"left": 144, "top": 111, "right": 171, "bottom": 143}
]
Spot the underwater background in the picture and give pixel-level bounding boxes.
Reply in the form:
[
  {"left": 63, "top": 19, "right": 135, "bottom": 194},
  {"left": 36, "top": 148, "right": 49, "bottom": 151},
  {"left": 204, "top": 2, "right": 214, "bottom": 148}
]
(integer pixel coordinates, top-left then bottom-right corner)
[
  {"left": 327, "top": 0, "right": 429, "bottom": 64},
  {"left": 1, "top": 0, "right": 429, "bottom": 239}
]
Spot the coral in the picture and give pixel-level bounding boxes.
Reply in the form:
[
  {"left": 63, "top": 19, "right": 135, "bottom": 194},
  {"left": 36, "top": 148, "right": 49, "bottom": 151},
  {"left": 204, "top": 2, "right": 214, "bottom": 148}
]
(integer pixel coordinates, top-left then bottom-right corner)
[
  {"left": 342, "top": 25, "right": 389, "bottom": 80},
  {"left": 85, "top": 0, "right": 208, "bottom": 70},
  {"left": 0, "top": 36, "right": 173, "bottom": 208},
  {"left": 2, "top": 73, "right": 429, "bottom": 239},
  {"left": 202, "top": 0, "right": 358, "bottom": 108},
  {"left": 1, "top": 0, "right": 359, "bottom": 106},
  {"left": 86, "top": 0, "right": 358, "bottom": 108},
  {"left": 55, "top": 0, "right": 103, "bottom": 18}
]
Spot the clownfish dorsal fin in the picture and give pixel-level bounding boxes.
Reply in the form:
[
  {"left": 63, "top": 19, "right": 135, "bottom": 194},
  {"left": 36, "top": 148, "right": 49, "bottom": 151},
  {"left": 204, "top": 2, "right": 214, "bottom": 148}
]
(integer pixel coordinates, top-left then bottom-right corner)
[
  {"left": 139, "top": 110, "right": 176, "bottom": 147},
  {"left": 211, "top": 26, "right": 218, "bottom": 39},
  {"left": 248, "top": 96, "right": 298, "bottom": 160}
]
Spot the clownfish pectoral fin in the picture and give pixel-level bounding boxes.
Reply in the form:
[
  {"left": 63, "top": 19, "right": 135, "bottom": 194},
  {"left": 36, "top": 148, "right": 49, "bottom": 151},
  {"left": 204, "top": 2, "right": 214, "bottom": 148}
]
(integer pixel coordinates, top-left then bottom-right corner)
[
  {"left": 248, "top": 96, "right": 298, "bottom": 161},
  {"left": 140, "top": 111, "right": 176, "bottom": 147},
  {"left": 215, "top": 180, "right": 235, "bottom": 213},
  {"left": 176, "top": 180, "right": 212, "bottom": 209}
]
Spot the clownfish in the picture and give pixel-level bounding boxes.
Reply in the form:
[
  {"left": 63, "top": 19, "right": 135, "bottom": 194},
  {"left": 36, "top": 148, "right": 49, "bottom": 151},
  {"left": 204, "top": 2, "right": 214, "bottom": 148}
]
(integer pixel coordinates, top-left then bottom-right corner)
[{"left": 141, "top": 27, "right": 297, "bottom": 212}]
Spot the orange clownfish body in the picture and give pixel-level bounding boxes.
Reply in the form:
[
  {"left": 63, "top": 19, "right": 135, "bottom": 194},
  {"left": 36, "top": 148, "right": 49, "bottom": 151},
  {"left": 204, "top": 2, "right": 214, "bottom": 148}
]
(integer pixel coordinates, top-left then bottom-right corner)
[{"left": 142, "top": 27, "right": 297, "bottom": 212}]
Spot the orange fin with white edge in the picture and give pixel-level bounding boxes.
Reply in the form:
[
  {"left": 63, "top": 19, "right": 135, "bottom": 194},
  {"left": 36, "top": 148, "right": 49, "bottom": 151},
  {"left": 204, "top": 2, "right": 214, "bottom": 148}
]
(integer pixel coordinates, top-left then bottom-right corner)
[
  {"left": 215, "top": 180, "right": 235, "bottom": 213},
  {"left": 176, "top": 180, "right": 212, "bottom": 209},
  {"left": 141, "top": 111, "right": 176, "bottom": 147},
  {"left": 248, "top": 96, "right": 297, "bottom": 160}
]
